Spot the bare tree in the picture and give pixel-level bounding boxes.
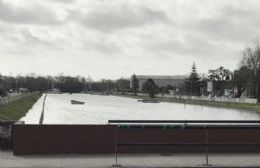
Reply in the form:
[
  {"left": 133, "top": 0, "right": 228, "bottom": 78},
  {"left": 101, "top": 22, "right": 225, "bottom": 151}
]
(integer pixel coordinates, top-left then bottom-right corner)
[
  {"left": 241, "top": 40, "right": 260, "bottom": 101},
  {"left": 116, "top": 78, "right": 130, "bottom": 94},
  {"left": 232, "top": 66, "right": 252, "bottom": 98}
]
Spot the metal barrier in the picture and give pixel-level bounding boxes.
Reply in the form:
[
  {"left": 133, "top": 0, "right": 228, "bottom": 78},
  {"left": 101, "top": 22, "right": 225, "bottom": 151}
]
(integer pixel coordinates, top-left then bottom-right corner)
[
  {"left": 109, "top": 120, "right": 260, "bottom": 167},
  {"left": 109, "top": 120, "right": 260, "bottom": 124},
  {"left": 0, "top": 93, "right": 34, "bottom": 106}
]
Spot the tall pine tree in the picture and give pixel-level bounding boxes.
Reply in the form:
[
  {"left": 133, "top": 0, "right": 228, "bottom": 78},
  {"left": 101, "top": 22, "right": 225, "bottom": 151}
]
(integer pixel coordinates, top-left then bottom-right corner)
[
  {"left": 185, "top": 63, "right": 201, "bottom": 96},
  {"left": 131, "top": 74, "right": 139, "bottom": 95}
]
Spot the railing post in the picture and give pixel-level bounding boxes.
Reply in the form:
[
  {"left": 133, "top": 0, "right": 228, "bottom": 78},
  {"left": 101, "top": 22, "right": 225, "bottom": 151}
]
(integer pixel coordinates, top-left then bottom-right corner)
[{"left": 205, "top": 128, "right": 209, "bottom": 166}]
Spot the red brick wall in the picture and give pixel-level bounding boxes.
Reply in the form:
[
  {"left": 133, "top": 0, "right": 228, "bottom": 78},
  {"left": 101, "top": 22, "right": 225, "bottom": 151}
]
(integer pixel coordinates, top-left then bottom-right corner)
[
  {"left": 13, "top": 124, "right": 116, "bottom": 155},
  {"left": 12, "top": 124, "right": 260, "bottom": 155}
]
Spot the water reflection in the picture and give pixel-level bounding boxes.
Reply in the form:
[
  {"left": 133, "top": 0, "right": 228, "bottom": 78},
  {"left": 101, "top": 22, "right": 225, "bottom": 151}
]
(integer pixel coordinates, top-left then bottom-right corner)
[{"left": 22, "top": 94, "right": 260, "bottom": 124}]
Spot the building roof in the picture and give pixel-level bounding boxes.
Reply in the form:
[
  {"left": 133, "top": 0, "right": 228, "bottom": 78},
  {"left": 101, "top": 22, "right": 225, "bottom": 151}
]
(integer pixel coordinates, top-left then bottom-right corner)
[{"left": 135, "top": 75, "right": 187, "bottom": 80}]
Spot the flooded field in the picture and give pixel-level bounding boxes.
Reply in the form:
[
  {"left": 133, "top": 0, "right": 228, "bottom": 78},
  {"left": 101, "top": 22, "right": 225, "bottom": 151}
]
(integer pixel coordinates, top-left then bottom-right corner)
[{"left": 21, "top": 94, "right": 260, "bottom": 124}]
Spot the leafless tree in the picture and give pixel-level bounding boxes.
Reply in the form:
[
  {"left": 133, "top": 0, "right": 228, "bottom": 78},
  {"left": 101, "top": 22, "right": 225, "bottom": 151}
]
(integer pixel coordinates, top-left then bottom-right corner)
[{"left": 241, "top": 40, "right": 260, "bottom": 101}]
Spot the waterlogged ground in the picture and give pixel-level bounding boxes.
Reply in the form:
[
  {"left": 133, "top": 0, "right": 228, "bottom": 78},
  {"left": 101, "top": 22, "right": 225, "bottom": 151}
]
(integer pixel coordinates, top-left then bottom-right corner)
[{"left": 21, "top": 93, "right": 260, "bottom": 124}]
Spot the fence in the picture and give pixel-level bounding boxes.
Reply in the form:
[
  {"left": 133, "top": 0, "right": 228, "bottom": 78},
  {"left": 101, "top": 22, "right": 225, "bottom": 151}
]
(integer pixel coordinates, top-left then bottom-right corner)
[
  {"left": 126, "top": 93, "right": 258, "bottom": 104},
  {"left": 111, "top": 120, "right": 260, "bottom": 153},
  {"left": 110, "top": 120, "right": 260, "bottom": 166},
  {"left": 0, "top": 93, "right": 33, "bottom": 106},
  {"left": 160, "top": 94, "right": 257, "bottom": 104}
]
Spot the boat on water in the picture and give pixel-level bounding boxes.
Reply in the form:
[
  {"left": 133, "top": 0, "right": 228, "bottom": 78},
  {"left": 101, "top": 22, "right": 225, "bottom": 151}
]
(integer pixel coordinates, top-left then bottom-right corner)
[
  {"left": 137, "top": 99, "right": 160, "bottom": 103},
  {"left": 71, "top": 100, "right": 85, "bottom": 105}
]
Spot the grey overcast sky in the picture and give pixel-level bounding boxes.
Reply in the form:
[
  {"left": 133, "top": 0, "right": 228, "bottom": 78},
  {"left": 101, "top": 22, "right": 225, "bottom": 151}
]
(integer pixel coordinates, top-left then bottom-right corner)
[{"left": 0, "top": 0, "right": 259, "bottom": 80}]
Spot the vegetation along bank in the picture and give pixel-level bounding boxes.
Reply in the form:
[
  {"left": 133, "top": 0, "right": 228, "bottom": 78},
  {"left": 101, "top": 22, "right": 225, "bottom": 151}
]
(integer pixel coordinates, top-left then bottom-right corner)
[{"left": 0, "top": 93, "right": 42, "bottom": 121}]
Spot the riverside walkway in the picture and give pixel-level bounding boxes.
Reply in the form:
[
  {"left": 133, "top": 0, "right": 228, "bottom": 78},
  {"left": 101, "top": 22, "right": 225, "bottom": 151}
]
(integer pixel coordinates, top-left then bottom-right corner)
[{"left": 1, "top": 150, "right": 260, "bottom": 168}]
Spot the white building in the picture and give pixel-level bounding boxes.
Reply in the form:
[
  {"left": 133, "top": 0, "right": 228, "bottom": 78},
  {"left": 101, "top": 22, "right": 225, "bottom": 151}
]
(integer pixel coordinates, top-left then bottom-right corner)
[{"left": 130, "top": 74, "right": 186, "bottom": 89}]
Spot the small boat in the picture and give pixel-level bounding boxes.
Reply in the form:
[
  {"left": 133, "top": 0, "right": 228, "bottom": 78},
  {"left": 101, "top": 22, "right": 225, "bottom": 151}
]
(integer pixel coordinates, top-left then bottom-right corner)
[
  {"left": 71, "top": 100, "right": 85, "bottom": 105},
  {"left": 137, "top": 99, "right": 160, "bottom": 103}
]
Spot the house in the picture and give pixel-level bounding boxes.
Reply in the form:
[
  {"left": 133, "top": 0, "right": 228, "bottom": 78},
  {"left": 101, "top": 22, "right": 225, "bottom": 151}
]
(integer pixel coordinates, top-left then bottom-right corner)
[{"left": 130, "top": 74, "right": 186, "bottom": 89}]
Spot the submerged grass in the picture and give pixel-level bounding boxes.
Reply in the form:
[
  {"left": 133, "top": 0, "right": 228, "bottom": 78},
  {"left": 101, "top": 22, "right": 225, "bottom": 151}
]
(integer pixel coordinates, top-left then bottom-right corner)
[
  {"left": 0, "top": 93, "right": 42, "bottom": 121},
  {"left": 115, "top": 94, "right": 260, "bottom": 113}
]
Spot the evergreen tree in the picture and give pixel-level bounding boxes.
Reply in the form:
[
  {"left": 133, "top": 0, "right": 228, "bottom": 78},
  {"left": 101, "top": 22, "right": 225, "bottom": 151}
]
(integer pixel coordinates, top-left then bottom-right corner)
[
  {"left": 185, "top": 63, "right": 201, "bottom": 96},
  {"left": 142, "top": 78, "right": 158, "bottom": 98},
  {"left": 131, "top": 74, "right": 139, "bottom": 95}
]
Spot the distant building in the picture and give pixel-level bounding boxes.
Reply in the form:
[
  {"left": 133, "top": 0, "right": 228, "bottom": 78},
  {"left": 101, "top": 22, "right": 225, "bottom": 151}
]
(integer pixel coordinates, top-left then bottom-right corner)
[
  {"left": 49, "top": 88, "right": 61, "bottom": 94},
  {"left": 130, "top": 74, "right": 186, "bottom": 89},
  {"left": 19, "top": 88, "right": 29, "bottom": 93}
]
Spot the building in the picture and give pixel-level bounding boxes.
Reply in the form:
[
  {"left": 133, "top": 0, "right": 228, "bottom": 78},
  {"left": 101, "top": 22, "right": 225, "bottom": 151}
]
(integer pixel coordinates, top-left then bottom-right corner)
[
  {"left": 130, "top": 74, "right": 186, "bottom": 89},
  {"left": 19, "top": 88, "right": 29, "bottom": 93}
]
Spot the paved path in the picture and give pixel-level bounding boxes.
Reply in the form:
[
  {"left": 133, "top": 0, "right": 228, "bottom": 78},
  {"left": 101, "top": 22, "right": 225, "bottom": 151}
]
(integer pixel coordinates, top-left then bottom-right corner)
[{"left": 1, "top": 150, "right": 260, "bottom": 168}]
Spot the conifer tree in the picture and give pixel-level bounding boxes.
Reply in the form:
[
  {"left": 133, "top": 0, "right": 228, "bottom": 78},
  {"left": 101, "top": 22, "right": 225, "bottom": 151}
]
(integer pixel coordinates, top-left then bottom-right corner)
[{"left": 185, "top": 63, "right": 201, "bottom": 95}]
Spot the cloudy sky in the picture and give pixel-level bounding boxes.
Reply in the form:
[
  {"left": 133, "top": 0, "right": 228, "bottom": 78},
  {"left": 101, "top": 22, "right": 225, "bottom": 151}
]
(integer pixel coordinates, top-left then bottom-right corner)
[{"left": 0, "top": 0, "right": 259, "bottom": 80}]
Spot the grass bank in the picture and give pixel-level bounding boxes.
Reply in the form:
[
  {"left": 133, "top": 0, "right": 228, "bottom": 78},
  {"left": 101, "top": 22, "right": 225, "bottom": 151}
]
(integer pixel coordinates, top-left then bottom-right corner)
[
  {"left": 115, "top": 94, "right": 260, "bottom": 113},
  {"left": 0, "top": 93, "right": 42, "bottom": 121}
]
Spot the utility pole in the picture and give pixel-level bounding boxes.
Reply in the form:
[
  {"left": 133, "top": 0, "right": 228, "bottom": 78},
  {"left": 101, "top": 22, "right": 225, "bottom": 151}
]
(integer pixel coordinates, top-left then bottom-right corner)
[{"left": 205, "top": 129, "right": 209, "bottom": 166}]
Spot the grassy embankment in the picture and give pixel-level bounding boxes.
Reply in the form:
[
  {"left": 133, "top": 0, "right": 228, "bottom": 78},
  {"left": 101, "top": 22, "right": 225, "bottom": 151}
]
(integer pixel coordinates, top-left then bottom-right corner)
[
  {"left": 116, "top": 94, "right": 260, "bottom": 113},
  {"left": 0, "top": 93, "right": 42, "bottom": 121}
]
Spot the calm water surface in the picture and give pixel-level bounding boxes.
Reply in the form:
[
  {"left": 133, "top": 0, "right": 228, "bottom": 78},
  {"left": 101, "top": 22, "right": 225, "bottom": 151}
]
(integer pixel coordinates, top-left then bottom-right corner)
[{"left": 21, "top": 93, "right": 260, "bottom": 124}]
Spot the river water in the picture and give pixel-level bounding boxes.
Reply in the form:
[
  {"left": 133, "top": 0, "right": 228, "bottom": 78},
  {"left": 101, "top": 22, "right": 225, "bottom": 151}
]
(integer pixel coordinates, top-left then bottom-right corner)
[{"left": 21, "top": 93, "right": 260, "bottom": 124}]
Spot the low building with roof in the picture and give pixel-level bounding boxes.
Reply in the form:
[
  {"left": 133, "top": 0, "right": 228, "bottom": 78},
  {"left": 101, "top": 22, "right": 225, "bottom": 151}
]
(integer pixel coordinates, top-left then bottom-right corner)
[{"left": 130, "top": 74, "right": 187, "bottom": 89}]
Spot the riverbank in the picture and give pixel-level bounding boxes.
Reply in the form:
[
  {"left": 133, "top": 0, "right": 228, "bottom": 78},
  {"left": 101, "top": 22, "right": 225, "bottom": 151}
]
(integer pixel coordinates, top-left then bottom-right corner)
[
  {"left": 115, "top": 94, "right": 260, "bottom": 113},
  {"left": 0, "top": 93, "right": 42, "bottom": 121}
]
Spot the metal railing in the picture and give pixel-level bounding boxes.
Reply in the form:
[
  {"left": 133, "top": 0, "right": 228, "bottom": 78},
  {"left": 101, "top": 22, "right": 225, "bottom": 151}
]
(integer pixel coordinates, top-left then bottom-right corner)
[
  {"left": 109, "top": 120, "right": 260, "bottom": 167},
  {"left": 109, "top": 120, "right": 260, "bottom": 124}
]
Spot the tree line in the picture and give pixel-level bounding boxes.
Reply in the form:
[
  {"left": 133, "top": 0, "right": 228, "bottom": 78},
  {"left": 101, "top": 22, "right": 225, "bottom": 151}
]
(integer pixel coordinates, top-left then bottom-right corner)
[
  {"left": 1, "top": 40, "right": 260, "bottom": 101},
  {"left": 176, "top": 40, "right": 260, "bottom": 101},
  {"left": 131, "top": 40, "right": 260, "bottom": 100},
  {"left": 0, "top": 75, "right": 130, "bottom": 96}
]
